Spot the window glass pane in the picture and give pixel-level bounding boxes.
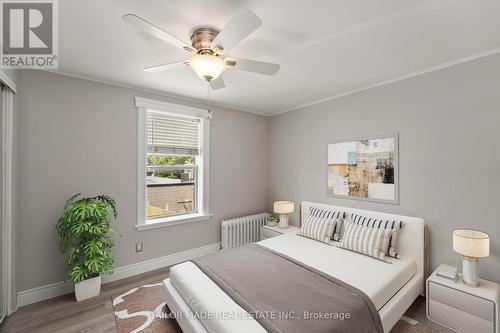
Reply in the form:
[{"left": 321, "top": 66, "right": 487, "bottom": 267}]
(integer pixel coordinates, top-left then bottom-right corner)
[
  {"left": 148, "top": 154, "right": 195, "bottom": 166},
  {"left": 146, "top": 153, "right": 196, "bottom": 219}
]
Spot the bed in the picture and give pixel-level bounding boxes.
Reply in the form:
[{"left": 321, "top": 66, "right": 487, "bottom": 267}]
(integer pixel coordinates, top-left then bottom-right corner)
[{"left": 162, "top": 201, "right": 428, "bottom": 333}]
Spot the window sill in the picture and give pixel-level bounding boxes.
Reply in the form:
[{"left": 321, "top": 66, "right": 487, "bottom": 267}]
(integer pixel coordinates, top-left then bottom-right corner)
[{"left": 135, "top": 213, "right": 212, "bottom": 231}]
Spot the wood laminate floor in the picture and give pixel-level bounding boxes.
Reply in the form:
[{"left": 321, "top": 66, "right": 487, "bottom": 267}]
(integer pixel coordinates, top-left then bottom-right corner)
[
  {"left": 0, "top": 267, "right": 168, "bottom": 333},
  {"left": 0, "top": 267, "right": 452, "bottom": 333}
]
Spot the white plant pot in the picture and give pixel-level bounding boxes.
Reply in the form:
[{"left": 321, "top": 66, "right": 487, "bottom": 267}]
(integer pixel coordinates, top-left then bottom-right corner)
[{"left": 75, "top": 275, "right": 101, "bottom": 302}]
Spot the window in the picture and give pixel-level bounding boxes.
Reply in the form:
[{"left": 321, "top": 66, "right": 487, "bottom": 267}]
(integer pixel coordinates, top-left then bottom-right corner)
[{"left": 135, "top": 97, "right": 210, "bottom": 230}]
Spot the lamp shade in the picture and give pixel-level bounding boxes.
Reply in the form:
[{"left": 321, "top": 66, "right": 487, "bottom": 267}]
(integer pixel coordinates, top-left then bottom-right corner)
[
  {"left": 453, "top": 229, "right": 489, "bottom": 258},
  {"left": 274, "top": 201, "right": 294, "bottom": 214}
]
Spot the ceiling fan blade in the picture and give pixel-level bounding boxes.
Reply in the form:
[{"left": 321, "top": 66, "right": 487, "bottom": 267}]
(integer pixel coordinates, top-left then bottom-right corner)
[
  {"left": 211, "top": 7, "right": 262, "bottom": 53},
  {"left": 143, "top": 61, "right": 187, "bottom": 73},
  {"left": 122, "top": 14, "right": 195, "bottom": 53},
  {"left": 209, "top": 76, "right": 225, "bottom": 90},
  {"left": 225, "top": 58, "right": 280, "bottom": 75}
]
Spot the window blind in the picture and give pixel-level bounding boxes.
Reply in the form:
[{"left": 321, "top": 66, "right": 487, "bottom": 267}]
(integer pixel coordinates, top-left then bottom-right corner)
[{"left": 147, "top": 112, "right": 200, "bottom": 155}]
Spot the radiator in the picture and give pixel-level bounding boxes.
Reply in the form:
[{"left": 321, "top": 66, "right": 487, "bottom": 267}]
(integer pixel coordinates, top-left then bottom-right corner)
[{"left": 221, "top": 213, "right": 270, "bottom": 250}]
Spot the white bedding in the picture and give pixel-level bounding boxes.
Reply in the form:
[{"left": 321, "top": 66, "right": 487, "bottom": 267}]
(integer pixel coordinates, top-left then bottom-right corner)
[
  {"left": 259, "top": 233, "right": 417, "bottom": 310},
  {"left": 170, "top": 261, "right": 267, "bottom": 333},
  {"left": 170, "top": 233, "right": 417, "bottom": 333}
]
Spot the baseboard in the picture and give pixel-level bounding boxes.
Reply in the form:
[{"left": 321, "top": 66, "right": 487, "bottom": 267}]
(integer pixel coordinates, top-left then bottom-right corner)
[
  {"left": 16, "top": 242, "right": 220, "bottom": 307},
  {"left": 101, "top": 242, "right": 220, "bottom": 283},
  {"left": 17, "top": 281, "right": 74, "bottom": 308}
]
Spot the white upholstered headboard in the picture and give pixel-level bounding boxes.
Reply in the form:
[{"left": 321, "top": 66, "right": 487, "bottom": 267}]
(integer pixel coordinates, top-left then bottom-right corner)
[{"left": 300, "top": 201, "right": 428, "bottom": 291}]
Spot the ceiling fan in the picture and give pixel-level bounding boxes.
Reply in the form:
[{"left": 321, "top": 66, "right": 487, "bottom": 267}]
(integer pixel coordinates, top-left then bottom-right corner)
[{"left": 122, "top": 7, "right": 280, "bottom": 90}]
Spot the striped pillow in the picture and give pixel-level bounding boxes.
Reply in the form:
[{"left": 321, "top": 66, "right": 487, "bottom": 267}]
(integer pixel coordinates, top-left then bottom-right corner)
[
  {"left": 309, "top": 207, "right": 344, "bottom": 219},
  {"left": 309, "top": 207, "right": 345, "bottom": 241},
  {"left": 338, "top": 221, "right": 392, "bottom": 263},
  {"left": 351, "top": 214, "right": 403, "bottom": 258},
  {"left": 298, "top": 214, "right": 336, "bottom": 245}
]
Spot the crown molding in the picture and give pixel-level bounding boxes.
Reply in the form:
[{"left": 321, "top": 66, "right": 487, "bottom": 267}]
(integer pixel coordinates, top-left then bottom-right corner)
[
  {"left": 274, "top": 47, "right": 500, "bottom": 116},
  {"left": 0, "top": 70, "right": 17, "bottom": 93},
  {"left": 41, "top": 69, "right": 268, "bottom": 117},
  {"left": 37, "top": 47, "right": 500, "bottom": 118}
]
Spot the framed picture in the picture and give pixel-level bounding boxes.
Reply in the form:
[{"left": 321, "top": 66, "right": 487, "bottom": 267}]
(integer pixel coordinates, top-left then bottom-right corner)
[{"left": 327, "top": 134, "right": 399, "bottom": 204}]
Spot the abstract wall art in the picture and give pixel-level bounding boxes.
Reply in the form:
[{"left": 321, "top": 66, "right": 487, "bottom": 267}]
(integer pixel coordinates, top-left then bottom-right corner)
[{"left": 327, "top": 135, "right": 398, "bottom": 204}]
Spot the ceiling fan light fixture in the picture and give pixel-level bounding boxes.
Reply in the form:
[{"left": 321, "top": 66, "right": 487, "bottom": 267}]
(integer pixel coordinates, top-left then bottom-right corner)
[
  {"left": 188, "top": 54, "right": 226, "bottom": 81},
  {"left": 124, "top": 8, "right": 280, "bottom": 89}
]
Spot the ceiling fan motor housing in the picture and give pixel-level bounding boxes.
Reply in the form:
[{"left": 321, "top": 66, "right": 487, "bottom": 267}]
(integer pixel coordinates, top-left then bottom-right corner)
[{"left": 190, "top": 27, "right": 220, "bottom": 55}]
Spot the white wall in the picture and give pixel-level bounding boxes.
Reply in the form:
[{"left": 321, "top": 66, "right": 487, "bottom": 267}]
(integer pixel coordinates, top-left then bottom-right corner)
[
  {"left": 13, "top": 52, "right": 500, "bottom": 294},
  {"left": 15, "top": 70, "right": 269, "bottom": 291},
  {"left": 268, "top": 53, "right": 500, "bottom": 282}
]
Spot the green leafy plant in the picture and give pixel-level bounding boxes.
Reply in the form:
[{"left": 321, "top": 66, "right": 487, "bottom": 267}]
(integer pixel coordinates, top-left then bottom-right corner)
[{"left": 56, "top": 194, "right": 118, "bottom": 284}]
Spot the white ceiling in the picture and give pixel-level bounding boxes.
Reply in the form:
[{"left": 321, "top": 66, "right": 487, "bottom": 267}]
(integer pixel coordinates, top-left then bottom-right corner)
[{"left": 58, "top": 0, "right": 500, "bottom": 115}]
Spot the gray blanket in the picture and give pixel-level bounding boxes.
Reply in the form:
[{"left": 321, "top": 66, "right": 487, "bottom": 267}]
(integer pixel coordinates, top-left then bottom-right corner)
[{"left": 192, "top": 243, "right": 384, "bottom": 333}]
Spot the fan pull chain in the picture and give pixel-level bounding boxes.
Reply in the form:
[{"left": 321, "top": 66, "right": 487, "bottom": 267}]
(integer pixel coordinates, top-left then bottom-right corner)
[
  {"left": 206, "top": 81, "right": 210, "bottom": 111},
  {"left": 206, "top": 81, "right": 213, "bottom": 119}
]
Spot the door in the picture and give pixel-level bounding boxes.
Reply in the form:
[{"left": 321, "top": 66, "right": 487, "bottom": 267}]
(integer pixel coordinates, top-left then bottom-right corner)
[{"left": 0, "top": 83, "right": 4, "bottom": 322}]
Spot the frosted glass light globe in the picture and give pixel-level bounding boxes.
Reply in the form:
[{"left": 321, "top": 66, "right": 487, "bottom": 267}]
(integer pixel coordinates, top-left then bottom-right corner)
[{"left": 188, "top": 54, "right": 226, "bottom": 81}]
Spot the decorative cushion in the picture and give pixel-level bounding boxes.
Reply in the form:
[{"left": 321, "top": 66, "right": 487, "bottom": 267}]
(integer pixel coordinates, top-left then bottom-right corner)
[
  {"left": 309, "top": 207, "right": 344, "bottom": 219},
  {"left": 338, "top": 221, "right": 393, "bottom": 263},
  {"left": 350, "top": 214, "right": 403, "bottom": 258},
  {"left": 298, "top": 214, "right": 336, "bottom": 245},
  {"left": 309, "top": 207, "right": 345, "bottom": 241}
]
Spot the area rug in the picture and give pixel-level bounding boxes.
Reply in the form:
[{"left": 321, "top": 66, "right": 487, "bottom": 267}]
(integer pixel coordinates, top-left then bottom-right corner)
[
  {"left": 112, "top": 282, "right": 182, "bottom": 333},
  {"left": 112, "top": 283, "right": 439, "bottom": 333}
]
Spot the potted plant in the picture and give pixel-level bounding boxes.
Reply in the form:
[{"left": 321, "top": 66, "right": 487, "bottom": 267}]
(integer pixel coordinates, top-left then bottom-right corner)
[
  {"left": 266, "top": 214, "right": 279, "bottom": 227},
  {"left": 56, "top": 194, "right": 118, "bottom": 301}
]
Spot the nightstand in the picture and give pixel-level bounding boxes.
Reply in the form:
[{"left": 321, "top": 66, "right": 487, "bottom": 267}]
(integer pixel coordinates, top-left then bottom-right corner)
[
  {"left": 260, "top": 224, "right": 299, "bottom": 240},
  {"left": 427, "top": 268, "right": 499, "bottom": 333}
]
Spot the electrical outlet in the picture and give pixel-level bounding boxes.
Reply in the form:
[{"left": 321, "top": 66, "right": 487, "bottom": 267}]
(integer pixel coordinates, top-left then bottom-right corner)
[{"left": 135, "top": 242, "right": 143, "bottom": 253}]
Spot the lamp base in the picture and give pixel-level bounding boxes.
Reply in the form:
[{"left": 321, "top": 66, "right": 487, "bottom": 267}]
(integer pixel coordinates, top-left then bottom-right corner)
[
  {"left": 462, "top": 257, "right": 479, "bottom": 287},
  {"left": 279, "top": 214, "right": 289, "bottom": 229}
]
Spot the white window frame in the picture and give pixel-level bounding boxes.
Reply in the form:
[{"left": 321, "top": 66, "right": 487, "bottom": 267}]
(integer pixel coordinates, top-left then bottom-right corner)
[{"left": 134, "top": 97, "right": 211, "bottom": 231}]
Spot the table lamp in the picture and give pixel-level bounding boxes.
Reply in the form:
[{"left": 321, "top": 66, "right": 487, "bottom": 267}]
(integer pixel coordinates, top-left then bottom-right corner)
[
  {"left": 274, "top": 201, "right": 294, "bottom": 229},
  {"left": 452, "top": 229, "right": 489, "bottom": 287}
]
